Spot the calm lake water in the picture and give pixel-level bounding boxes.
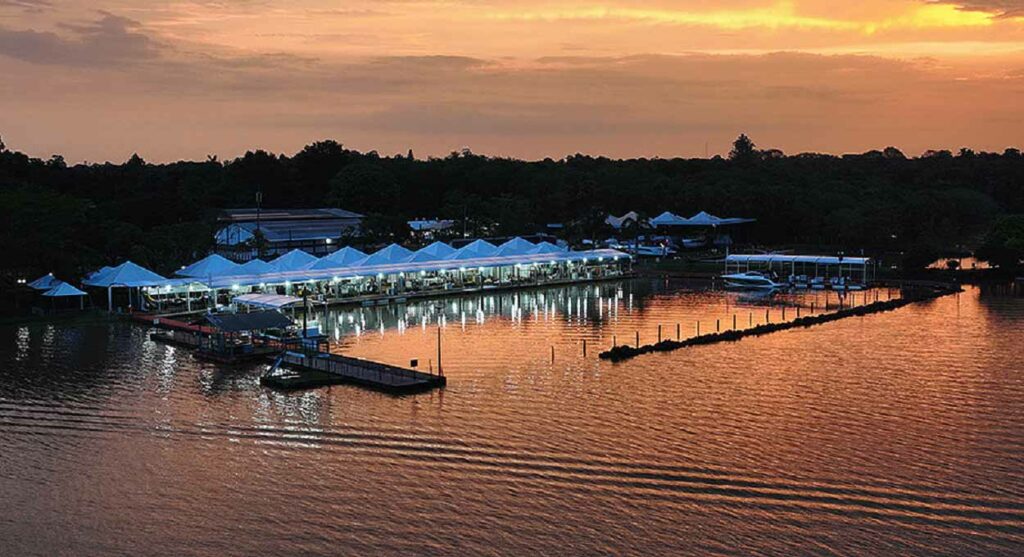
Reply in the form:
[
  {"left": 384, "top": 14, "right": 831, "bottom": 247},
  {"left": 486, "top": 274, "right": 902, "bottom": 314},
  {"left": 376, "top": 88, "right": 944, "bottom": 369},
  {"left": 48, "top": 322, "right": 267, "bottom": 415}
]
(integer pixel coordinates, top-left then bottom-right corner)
[{"left": 1, "top": 280, "right": 1022, "bottom": 556}]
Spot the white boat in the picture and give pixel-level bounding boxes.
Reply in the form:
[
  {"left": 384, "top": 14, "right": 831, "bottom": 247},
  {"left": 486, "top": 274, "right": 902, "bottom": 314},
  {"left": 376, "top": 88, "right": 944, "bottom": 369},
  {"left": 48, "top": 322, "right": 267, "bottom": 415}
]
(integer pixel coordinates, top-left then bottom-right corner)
[{"left": 722, "top": 271, "right": 785, "bottom": 290}]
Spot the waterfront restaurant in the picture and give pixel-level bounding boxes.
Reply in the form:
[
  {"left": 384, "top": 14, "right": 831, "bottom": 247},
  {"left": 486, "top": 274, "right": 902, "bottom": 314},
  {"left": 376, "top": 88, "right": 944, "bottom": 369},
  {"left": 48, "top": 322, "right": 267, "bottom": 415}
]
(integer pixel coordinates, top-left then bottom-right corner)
[{"left": 92, "top": 237, "right": 630, "bottom": 312}]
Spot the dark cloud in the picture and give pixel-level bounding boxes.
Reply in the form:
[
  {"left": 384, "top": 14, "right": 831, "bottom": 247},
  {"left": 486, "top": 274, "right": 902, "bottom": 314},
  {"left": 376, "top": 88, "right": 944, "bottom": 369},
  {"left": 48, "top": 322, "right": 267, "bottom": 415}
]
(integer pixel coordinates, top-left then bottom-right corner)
[
  {"left": 0, "top": 12, "right": 162, "bottom": 66},
  {"left": 928, "top": 1, "right": 1024, "bottom": 16}
]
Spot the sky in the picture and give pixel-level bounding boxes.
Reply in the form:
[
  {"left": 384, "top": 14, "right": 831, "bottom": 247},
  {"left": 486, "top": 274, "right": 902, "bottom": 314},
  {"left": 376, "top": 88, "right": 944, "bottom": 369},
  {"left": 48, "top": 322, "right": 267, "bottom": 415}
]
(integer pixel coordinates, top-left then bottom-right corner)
[{"left": 0, "top": 1, "right": 1022, "bottom": 162}]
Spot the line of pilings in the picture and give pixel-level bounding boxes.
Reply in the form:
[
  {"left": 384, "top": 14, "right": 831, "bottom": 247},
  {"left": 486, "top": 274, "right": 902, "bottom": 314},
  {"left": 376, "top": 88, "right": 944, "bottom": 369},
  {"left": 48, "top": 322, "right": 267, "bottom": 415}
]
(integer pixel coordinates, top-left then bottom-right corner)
[{"left": 598, "top": 284, "right": 961, "bottom": 363}]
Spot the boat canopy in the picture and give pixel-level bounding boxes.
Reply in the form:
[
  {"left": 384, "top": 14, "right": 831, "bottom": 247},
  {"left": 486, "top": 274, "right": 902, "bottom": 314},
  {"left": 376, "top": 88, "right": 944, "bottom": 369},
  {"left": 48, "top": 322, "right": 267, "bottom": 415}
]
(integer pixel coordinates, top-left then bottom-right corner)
[
  {"left": 84, "top": 261, "right": 167, "bottom": 287},
  {"left": 176, "top": 254, "right": 241, "bottom": 278},
  {"left": 726, "top": 254, "right": 871, "bottom": 266},
  {"left": 205, "top": 310, "right": 293, "bottom": 332},
  {"left": 232, "top": 293, "right": 303, "bottom": 309}
]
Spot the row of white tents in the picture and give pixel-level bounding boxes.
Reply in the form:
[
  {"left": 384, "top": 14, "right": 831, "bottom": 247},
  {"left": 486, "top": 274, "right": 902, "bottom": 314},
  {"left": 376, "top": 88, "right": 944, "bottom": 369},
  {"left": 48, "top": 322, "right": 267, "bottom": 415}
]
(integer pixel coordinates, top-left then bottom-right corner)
[{"left": 76, "top": 237, "right": 628, "bottom": 302}]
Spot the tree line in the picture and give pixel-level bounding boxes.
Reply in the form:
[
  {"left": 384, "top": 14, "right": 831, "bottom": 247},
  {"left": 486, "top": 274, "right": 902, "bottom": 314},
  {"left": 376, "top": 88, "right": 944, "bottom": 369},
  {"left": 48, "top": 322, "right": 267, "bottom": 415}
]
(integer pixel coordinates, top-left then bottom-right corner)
[{"left": 1, "top": 135, "right": 1022, "bottom": 280}]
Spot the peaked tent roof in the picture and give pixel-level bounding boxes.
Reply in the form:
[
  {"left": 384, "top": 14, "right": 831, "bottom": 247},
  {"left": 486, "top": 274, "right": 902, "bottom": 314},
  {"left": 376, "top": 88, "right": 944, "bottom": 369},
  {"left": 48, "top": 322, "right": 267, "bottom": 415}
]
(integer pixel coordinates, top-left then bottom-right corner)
[
  {"left": 43, "top": 282, "right": 87, "bottom": 297},
  {"left": 28, "top": 274, "right": 61, "bottom": 291},
  {"left": 446, "top": 239, "right": 499, "bottom": 261},
  {"left": 177, "top": 254, "right": 242, "bottom": 278},
  {"left": 529, "top": 241, "right": 566, "bottom": 255},
  {"left": 269, "top": 249, "right": 319, "bottom": 272},
  {"left": 235, "top": 258, "right": 276, "bottom": 275},
  {"left": 407, "top": 241, "right": 456, "bottom": 263},
  {"left": 494, "top": 237, "right": 536, "bottom": 257},
  {"left": 358, "top": 243, "right": 414, "bottom": 266},
  {"left": 309, "top": 246, "right": 369, "bottom": 270},
  {"left": 650, "top": 211, "right": 690, "bottom": 226},
  {"left": 84, "top": 261, "right": 167, "bottom": 287}
]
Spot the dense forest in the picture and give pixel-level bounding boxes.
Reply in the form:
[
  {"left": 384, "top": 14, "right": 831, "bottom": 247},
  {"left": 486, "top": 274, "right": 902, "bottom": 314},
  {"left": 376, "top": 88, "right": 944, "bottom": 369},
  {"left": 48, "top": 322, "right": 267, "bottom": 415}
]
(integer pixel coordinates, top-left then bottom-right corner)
[{"left": 1, "top": 134, "right": 1022, "bottom": 280}]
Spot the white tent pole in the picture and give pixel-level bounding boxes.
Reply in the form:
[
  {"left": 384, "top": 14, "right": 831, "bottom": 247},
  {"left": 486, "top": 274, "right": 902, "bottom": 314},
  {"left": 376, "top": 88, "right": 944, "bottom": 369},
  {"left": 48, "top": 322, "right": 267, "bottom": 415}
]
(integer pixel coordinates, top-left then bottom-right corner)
[{"left": 107, "top": 286, "right": 113, "bottom": 312}]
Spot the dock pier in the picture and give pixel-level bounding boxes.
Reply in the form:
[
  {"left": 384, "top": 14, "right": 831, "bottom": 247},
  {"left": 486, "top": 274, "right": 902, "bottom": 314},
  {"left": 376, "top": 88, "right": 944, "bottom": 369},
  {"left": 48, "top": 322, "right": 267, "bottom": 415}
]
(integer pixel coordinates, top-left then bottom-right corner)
[{"left": 261, "top": 351, "right": 446, "bottom": 394}]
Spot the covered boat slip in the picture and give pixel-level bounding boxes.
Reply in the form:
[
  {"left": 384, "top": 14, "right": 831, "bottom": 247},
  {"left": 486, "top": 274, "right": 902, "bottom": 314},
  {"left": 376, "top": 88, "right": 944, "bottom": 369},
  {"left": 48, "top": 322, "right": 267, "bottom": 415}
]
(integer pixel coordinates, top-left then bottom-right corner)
[
  {"left": 96, "top": 240, "right": 629, "bottom": 314},
  {"left": 724, "top": 254, "right": 874, "bottom": 284}
]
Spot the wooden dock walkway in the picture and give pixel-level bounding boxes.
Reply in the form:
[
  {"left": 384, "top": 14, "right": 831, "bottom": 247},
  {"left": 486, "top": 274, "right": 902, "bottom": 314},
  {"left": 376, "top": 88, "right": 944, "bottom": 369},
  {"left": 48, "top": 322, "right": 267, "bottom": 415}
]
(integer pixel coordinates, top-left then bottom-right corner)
[{"left": 262, "top": 350, "right": 446, "bottom": 394}]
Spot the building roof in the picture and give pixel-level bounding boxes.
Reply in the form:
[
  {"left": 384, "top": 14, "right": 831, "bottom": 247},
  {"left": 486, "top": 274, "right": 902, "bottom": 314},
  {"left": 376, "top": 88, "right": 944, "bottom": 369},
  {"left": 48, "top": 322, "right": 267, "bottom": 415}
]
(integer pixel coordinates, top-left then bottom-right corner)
[
  {"left": 528, "top": 241, "right": 565, "bottom": 255},
  {"left": 408, "top": 219, "right": 455, "bottom": 232},
  {"left": 215, "top": 219, "right": 362, "bottom": 246},
  {"left": 651, "top": 211, "right": 756, "bottom": 227},
  {"left": 205, "top": 310, "right": 294, "bottom": 332},
  {"left": 446, "top": 239, "right": 498, "bottom": 260},
  {"left": 219, "top": 208, "right": 363, "bottom": 223}
]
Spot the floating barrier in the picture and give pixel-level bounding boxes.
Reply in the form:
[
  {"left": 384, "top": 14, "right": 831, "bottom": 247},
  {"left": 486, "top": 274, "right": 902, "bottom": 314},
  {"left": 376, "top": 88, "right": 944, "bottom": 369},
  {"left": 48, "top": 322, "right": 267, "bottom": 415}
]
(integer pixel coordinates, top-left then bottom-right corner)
[{"left": 599, "top": 284, "right": 960, "bottom": 362}]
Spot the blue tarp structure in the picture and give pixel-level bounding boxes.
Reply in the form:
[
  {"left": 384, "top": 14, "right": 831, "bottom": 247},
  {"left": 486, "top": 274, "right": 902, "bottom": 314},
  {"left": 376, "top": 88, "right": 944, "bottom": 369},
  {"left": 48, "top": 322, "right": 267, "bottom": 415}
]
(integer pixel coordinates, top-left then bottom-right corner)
[
  {"left": 236, "top": 259, "right": 276, "bottom": 275},
  {"left": 447, "top": 239, "right": 498, "bottom": 260},
  {"left": 359, "top": 244, "right": 414, "bottom": 266},
  {"left": 84, "top": 261, "right": 167, "bottom": 287},
  {"left": 407, "top": 241, "right": 456, "bottom": 263},
  {"left": 176, "top": 254, "right": 241, "bottom": 278},
  {"left": 309, "top": 246, "right": 368, "bottom": 270},
  {"left": 27, "top": 274, "right": 61, "bottom": 291},
  {"left": 493, "top": 237, "right": 536, "bottom": 257},
  {"left": 269, "top": 249, "right": 318, "bottom": 272},
  {"left": 43, "top": 282, "right": 87, "bottom": 297}
]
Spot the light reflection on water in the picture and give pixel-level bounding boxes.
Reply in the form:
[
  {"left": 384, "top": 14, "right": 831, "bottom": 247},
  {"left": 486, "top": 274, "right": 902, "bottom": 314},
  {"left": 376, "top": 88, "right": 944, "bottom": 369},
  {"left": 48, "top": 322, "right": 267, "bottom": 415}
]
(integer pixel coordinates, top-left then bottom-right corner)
[{"left": 0, "top": 280, "right": 1022, "bottom": 556}]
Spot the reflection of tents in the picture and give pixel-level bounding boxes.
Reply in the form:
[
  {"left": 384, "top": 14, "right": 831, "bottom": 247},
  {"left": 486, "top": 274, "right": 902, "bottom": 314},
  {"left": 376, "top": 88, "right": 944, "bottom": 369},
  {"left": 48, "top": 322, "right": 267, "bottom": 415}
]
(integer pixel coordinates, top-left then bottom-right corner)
[
  {"left": 269, "top": 249, "right": 318, "bottom": 272},
  {"left": 28, "top": 273, "right": 61, "bottom": 291},
  {"left": 43, "top": 282, "right": 88, "bottom": 310},
  {"left": 176, "top": 254, "right": 241, "bottom": 278},
  {"left": 83, "top": 261, "right": 168, "bottom": 311}
]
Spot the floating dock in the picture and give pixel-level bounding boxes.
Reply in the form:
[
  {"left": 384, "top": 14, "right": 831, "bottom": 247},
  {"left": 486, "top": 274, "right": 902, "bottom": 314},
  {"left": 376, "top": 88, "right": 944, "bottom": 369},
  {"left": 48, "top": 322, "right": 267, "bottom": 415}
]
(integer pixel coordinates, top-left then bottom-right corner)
[{"left": 261, "top": 350, "right": 446, "bottom": 394}]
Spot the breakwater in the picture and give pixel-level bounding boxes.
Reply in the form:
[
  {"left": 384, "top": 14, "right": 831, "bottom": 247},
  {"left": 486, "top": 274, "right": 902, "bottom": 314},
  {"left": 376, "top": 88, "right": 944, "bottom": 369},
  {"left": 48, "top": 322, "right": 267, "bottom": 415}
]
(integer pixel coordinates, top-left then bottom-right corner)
[{"left": 599, "top": 284, "right": 961, "bottom": 362}]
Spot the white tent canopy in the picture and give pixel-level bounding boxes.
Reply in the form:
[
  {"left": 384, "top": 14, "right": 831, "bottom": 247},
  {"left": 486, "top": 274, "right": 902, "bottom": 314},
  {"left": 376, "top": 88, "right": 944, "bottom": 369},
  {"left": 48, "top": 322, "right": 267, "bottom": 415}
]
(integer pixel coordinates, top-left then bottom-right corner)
[
  {"left": 494, "top": 237, "right": 536, "bottom": 257},
  {"left": 447, "top": 239, "right": 498, "bottom": 260},
  {"left": 529, "top": 241, "right": 565, "bottom": 255},
  {"left": 650, "top": 211, "right": 756, "bottom": 227},
  {"left": 269, "top": 249, "right": 318, "bottom": 272},
  {"left": 359, "top": 243, "right": 414, "bottom": 266},
  {"left": 236, "top": 259, "right": 276, "bottom": 275},
  {"left": 309, "top": 246, "right": 368, "bottom": 269},
  {"left": 84, "top": 261, "right": 167, "bottom": 287},
  {"left": 408, "top": 241, "right": 456, "bottom": 263},
  {"left": 176, "top": 253, "right": 241, "bottom": 278}
]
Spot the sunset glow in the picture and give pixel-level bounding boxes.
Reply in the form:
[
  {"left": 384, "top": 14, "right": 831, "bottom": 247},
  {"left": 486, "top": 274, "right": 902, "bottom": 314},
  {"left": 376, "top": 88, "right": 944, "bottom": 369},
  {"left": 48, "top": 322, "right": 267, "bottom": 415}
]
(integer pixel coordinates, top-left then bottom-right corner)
[{"left": 1, "top": 0, "right": 1022, "bottom": 161}]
